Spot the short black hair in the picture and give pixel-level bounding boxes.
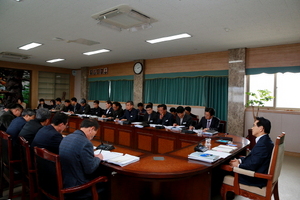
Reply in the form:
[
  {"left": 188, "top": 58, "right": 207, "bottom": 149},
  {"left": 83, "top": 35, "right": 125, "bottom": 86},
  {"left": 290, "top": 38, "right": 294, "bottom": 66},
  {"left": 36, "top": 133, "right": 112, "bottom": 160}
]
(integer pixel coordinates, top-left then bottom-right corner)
[
  {"left": 50, "top": 99, "right": 56, "bottom": 105},
  {"left": 169, "top": 107, "right": 176, "bottom": 112},
  {"left": 55, "top": 98, "right": 62, "bottom": 102},
  {"left": 137, "top": 102, "right": 144, "bottom": 107},
  {"left": 126, "top": 100, "right": 134, "bottom": 106},
  {"left": 147, "top": 102, "right": 153, "bottom": 107},
  {"left": 157, "top": 104, "right": 167, "bottom": 110},
  {"left": 80, "top": 119, "right": 99, "bottom": 131},
  {"left": 94, "top": 100, "right": 99, "bottom": 104},
  {"left": 146, "top": 105, "right": 152, "bottom": 109},
  {"left": 256, "top": 117, "right": 271, "bottom": 134},
  {"left": 10, "top": 103, "right": 23, "bottom": 110},
  {"left": 52, "top": 113, "right": 69, "bottom": 126},
  {"left": 64, "top": 99, "right": 70, "bottom": 103},
  {"left": 80, "top": 98, "right": 86, "bottom": 104},
  {"left": 39, "top": 98, "right": 45, "bottom": 102},
  {"left": 185, "top": 106, "right": 191, "bottom": 112},
  {"left": 113, "top": 101, "right": 122, "bottom": 108},
  {"left": 205, "top": 107, "right": 215, "bottom": 116},
  {"left": 106, "top": 100, "right": 112, "bottom": 106},
  {"left": 22, "top": 108, "right": 36, "bottom": 117},
  {"left": 71, "top": 97, "right": 77, "bottom": 102},
  {"left": 176, "top": 106, "right": 185, "bottom": 114}
]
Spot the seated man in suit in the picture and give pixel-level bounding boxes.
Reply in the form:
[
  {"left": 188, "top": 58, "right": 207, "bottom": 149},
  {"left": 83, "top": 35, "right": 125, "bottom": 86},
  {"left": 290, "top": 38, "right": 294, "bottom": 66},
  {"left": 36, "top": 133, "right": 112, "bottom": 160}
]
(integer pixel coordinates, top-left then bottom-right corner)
[
  {"left": 0, "top": 103, "right": 23, "bottom": 131},
  {"left": 156, "top": 104, "right": 174, "bottom": 126},
  {"left": 51, "top": 97, "right": 65, "bottom": 112},
  {"left": 36, "top": 98, "right": 49, "bottom": 109},
  {"left": 190, "top": 107, "right": 219, "bottom": 131},
  {"left": 229, "top": 117, "right": 274, "bottom": 188},
  {"left": 102, "top": 100, "right": 113, "bottom": 118},
  {"left": 137, "top": 102, "right": 146, "bottom": 121},
  {"left": 76, "top": 98, "right": 91, "bottom": 114},
  {"left": 143, "top": 104, "right": 158, "bottom": 124},
  {"left": 19, "top": 108, "right": 51, "bottom": 144},
  {"left": 118, "top": 101, "right": 139, "bottom": 122},
  {"left": 6, "top": 108, "right": 36, "bottom": 145},
  {"left": 70, "top": 97, "right": 81, "bottom": 113},
  {"left": 111, "top": 101, "right": 124, "bottom": 119},
  {"left": 173, "top": 106, "right": 193, "bottom": 128},
  {"left": 63, "top": 99, "right": 73, "bottom": 112},
  {"left": 31, "top": 112, "right": 69, "bottom": 154},
  {"left": 89, "top": 100, "right": 103, "bottom": 116},
  {"left": 184, "top": 106, "right": 198, "bottom": 119},
  {"left": 59, "top": 119, "right": 105, "bottom": 199},
  {"left": 169, "top": 107, "right": 177, "bottom": 120}
]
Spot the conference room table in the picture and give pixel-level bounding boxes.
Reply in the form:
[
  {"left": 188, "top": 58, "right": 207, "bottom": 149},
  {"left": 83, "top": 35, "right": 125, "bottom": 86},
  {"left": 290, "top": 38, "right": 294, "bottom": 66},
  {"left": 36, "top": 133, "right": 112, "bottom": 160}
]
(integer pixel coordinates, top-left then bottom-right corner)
[{"left": 65, "top": 116, "right": 249, "bottom": 200}]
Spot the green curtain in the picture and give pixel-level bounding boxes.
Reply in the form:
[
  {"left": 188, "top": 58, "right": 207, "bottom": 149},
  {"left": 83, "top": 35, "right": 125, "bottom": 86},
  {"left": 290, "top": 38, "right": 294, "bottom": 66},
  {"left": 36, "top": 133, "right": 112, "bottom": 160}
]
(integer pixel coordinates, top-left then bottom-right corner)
[
  {"left": 110, "top": 80, "right": 133, "bottom": 102},
  {"left": 144, "top": 76, "right": 228, "bottom": 120},
  {"left": 88, "top": 81, "right": 109, "bottom": 100}
]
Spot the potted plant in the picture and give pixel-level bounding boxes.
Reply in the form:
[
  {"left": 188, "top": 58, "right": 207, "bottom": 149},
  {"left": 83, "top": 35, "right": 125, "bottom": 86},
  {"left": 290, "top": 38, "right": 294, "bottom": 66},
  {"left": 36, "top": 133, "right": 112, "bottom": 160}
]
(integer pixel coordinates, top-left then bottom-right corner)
[
  {"left": 245, "top": 89, "right": 274, "bottom": 149},
  {"left": 245, "top": 89, "right": 274, "bottom": 121}
]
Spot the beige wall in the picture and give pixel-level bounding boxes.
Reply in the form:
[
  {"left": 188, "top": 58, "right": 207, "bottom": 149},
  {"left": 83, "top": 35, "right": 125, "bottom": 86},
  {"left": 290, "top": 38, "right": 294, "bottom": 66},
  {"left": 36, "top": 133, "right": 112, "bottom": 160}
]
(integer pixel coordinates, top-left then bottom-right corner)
[{"left": 0, "top": 61, "right": 74, "bottom": 108}]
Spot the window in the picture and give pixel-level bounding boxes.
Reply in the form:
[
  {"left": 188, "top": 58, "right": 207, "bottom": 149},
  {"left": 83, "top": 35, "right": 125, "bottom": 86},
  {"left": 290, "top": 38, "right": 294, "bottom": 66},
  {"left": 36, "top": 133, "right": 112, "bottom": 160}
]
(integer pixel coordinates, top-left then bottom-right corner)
[
  {"left": 247, "top": 72, "right": 300, "bottom": 109},
  {"left": 38, "top": 72, "right": 70, "bottom": 100}
]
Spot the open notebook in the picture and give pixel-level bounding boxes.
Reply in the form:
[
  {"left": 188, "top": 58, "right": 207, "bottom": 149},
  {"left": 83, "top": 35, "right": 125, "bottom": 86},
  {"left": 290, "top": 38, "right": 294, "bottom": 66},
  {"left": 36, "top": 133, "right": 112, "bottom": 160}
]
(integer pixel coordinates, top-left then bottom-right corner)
[{"left": 94, "top": 150, "right": 140, "bottom": 167}]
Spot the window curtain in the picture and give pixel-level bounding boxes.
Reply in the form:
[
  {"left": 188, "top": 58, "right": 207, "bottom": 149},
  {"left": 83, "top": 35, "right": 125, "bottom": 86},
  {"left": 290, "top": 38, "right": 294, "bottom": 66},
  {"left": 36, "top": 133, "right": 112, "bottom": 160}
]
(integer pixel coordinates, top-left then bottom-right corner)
[
  {"left": 88, "top": 81, "right": 109, "bottom": 101},
  {"left": 144, "top": 76, "right": 228, "bottom": 120},
  {"left": 110, "top": 80, "right": 133, "bottom": 102},
  {"left": 246, "top": 66, "right": 300, "bottom": 75}
]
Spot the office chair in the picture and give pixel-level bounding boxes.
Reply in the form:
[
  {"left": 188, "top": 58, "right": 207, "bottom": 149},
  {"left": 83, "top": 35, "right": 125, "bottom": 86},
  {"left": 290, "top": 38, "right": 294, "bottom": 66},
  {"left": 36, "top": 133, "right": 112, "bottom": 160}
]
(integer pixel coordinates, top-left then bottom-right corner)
[{"left": 220, "top": 132, "right": 285, "bottom": 200}]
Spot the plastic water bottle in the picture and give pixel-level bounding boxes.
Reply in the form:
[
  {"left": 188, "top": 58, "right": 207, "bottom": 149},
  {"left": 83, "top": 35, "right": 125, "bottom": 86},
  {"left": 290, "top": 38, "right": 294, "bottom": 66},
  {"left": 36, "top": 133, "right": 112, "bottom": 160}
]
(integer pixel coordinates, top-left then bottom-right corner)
[{"left": 197, "top": 128, "right": 203, "bottom": 136}]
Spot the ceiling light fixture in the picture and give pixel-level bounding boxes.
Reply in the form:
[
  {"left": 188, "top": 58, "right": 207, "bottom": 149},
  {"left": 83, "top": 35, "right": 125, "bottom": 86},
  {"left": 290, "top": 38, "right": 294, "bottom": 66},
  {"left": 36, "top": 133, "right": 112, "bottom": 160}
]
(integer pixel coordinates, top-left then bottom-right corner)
[
  {"left": 83, "top": 49, "right": 110, "bottom": 56},
  {"left": 146, "top": 33, "right": 192, "bottom": 44},
  {"left": 46, "top": 58, "right": 65, "bottom": 63},
  {"left": 228, "top": 60, "right": 243, "bottom": 63},
  {"left": 19, "top": 42, "right": 42, "bottom": 50}
]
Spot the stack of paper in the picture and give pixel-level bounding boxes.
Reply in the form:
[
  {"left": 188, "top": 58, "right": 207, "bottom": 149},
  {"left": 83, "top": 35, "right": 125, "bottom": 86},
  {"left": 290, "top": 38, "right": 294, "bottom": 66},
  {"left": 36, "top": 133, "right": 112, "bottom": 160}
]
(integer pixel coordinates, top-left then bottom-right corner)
[
  {"left": 106, "top": 154, "right": 140, "bottom": 167},
  {"left": 205, "top": 150, "right": 231, "bottom": 159},
  {"left": 94, "top": 150, "right": 140, "bottom": 167},
  {"left": 212, "top": 145, "right": 237, "bottom": 153},
  {"left": 188, "top": 152, "right": 220, "bottom": 163},
  {"left": 202, "top": 130, "right": 218, "bottom": 136}
]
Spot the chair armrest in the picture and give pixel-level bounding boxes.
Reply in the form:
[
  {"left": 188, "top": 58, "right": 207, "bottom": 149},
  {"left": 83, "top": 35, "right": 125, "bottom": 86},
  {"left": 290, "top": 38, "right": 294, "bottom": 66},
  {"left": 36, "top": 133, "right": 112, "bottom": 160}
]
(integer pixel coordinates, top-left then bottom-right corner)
[
  {"left": 220, "top": 164, "right": 233, "bottom": 172},
  {"left": 233, "top": 167, "right": 255, "bottom": 177},
  {"left": 232, "top": 167, "right": 273, "bottom": 180},
  {"left": 61, "top": 176, "right": 108, "bottom": 194}
]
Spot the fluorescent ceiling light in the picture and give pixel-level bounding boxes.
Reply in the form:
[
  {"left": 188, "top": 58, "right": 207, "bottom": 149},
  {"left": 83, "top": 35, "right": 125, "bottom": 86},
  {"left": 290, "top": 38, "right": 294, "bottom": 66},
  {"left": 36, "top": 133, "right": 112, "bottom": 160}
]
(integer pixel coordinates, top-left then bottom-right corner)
[
  {"left": 83, "top": 49, "right": 110, "bottom": 56},
  {"left": 19, "top": 42, "right": 42, "bottom": 50},
  {"left": 146, "top": 33, "right": 192, "bottom": 44},
  {"left": 46, "top": 58, "right": 65, "bottom": 63}
]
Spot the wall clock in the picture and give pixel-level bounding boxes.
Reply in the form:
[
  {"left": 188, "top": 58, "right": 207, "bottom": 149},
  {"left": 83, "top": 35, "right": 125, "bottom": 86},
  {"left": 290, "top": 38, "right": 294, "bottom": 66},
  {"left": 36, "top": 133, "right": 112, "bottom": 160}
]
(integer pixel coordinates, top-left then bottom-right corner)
[{"left": 133, "top": 62, "right": 143, "bottom": 74}]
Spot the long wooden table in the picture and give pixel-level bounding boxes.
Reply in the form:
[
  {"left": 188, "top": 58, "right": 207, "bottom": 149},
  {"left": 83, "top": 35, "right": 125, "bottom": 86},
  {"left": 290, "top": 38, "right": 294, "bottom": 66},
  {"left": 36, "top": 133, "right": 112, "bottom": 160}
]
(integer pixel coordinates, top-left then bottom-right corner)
[{"left": 65, "top": 116, "right": 249, "bottom": 200}]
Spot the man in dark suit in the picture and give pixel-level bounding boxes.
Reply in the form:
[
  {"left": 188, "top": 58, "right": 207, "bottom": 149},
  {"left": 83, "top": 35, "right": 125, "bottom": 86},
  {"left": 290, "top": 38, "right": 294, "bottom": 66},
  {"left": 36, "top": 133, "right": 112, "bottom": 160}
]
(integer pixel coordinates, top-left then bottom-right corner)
[
  {"left": 31, "top": 112, "right": 68, "bottom": 154},
  {"left": 111, "top": 101, "right": 124, "bottom": 119},
  {"left": 102, "top": 100, "right": 114, "bottom": 118},
  {"left": 157, "top": 104, "right": 174, "bottom": 126},
  {"left": 118, "top": 101, "right": 139, "bottom": 122},
  {"left": 70, "top": 97, "right": 81, "bottom": 113},
  {"left": 191, "top": 107, "right": 220, "bottom": 131},
  {"left": 19, "top": 108, "right": 51, "bottom": 144},
  {"left": 173, "top": 106, "right": 193, "bottom": 128},
  {"left": 143, "top": 104, "right": 158, "bottom": 124},
  {"left": 76, "top": 98, "right": 91, "bottom": 114},
  {"left": 59, "top": 119, "right": 105, "bottom": 199},
  {"left": 230, "top": 117, "right": 274, "bottom": 188},
  {"left": 90, "top": 100, "right": 103, "bottom": 116}
]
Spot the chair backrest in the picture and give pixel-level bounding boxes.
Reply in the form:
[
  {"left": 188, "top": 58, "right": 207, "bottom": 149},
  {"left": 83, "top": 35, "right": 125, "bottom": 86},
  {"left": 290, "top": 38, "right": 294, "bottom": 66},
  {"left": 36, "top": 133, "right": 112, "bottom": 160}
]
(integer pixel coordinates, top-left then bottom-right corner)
[
  {"left": 267, "top": 132, "right": 285, "bottom": 183},
  {"left": 218, "top": 120, "right": 227, "bottom": 133},
  {"left": 1, "top": 131, "right": 13, "bottom": 165},
  {"left": 34, "top": 147, "right": 64, "bottom": 199},
  {"left": 19, "top": 136, "right": 34, "bottom": 174}
]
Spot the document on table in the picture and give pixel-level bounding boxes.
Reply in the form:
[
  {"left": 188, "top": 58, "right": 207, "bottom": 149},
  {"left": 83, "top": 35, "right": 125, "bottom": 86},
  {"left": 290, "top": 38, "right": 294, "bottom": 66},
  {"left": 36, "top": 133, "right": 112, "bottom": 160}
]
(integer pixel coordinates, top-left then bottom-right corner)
[{"left": 94, "top": 150, "right": 140, "bottom": 167}]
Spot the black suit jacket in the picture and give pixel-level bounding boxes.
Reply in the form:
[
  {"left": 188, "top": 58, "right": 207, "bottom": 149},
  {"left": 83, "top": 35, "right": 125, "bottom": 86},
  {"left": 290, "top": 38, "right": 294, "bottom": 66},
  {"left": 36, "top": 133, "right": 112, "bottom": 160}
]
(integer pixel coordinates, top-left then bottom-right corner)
[
  {"left": 143, "top": 111, "right": 159, "bottom": 124},
  {"left": 104, "top": 107, "right": 114, "bottom": 117},
  {"left": 175, "top": 114, "right": 193, "bottom": 127},
  {"left": 195, "top": 116, "right": 220, "bottom": 130},
  {"left": 239, "top": 134, "right": 274, "bottom": 188},
  {"left": 157, "top": 112, "right": 174, "bottom": 126}
]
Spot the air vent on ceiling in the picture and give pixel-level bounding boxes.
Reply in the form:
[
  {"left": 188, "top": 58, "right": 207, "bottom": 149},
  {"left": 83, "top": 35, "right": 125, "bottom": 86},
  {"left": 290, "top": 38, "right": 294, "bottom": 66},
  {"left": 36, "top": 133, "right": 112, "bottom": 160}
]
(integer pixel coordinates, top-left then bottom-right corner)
[
  {"left": 0, "top": 52, "right": 31, "bottom": 60},
  {"left": 91, "top": 5, "right": 157, "bottom": 31}
]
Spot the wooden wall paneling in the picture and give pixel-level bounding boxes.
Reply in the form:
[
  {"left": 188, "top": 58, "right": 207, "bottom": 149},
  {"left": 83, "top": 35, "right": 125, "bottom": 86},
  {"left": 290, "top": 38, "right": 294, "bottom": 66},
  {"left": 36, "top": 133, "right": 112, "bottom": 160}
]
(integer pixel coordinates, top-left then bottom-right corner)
[
  {"left": 156, "top": 135, "right": 176, "bottom": 154},
  {"left": 103, "top": 127, "right": 115, "bottom": 143},
  {"left": 118, "top": 131, "right": 131, "bottom": 147},
  {"left": 136, "top": 131, "right": 153, "bottom": 152}
]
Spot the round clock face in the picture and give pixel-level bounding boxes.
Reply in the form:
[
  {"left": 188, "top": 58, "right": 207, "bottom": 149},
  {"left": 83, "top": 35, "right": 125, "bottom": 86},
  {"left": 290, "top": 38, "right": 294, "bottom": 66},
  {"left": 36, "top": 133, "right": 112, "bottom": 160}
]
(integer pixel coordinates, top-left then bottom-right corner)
[{"left": 133, "top": 62, "right": 143, "bottom": 74}]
